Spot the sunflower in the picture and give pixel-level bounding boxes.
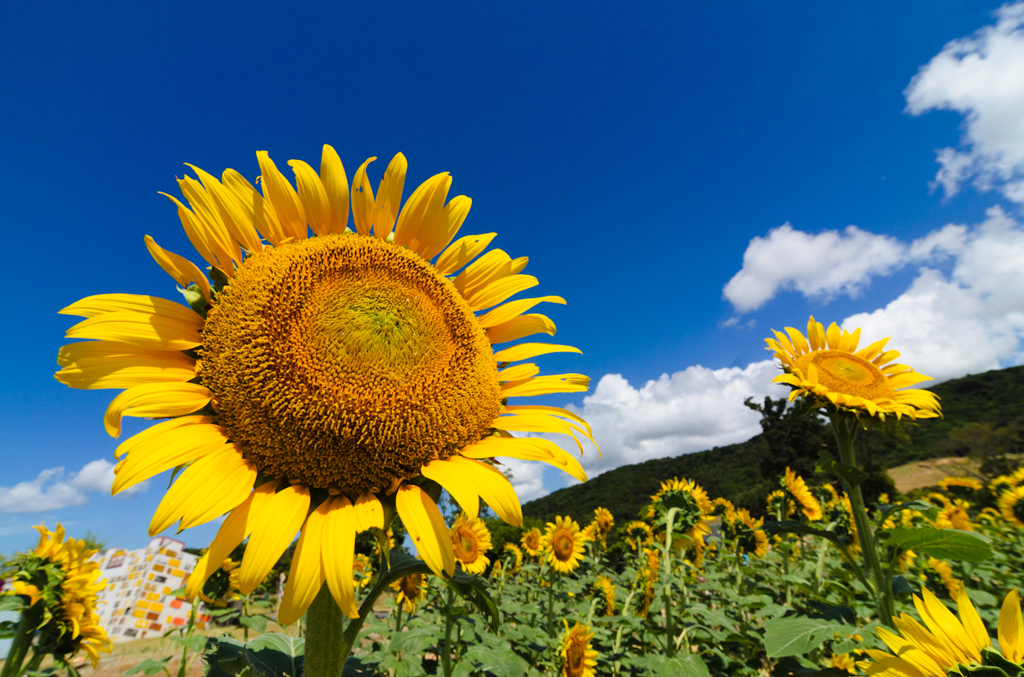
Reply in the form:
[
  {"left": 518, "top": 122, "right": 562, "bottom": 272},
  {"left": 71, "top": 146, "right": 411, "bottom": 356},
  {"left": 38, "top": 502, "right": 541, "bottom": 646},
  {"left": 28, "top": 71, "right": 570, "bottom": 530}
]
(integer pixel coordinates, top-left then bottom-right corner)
[
  {"left": 522, "top": 527, "right": 544, "bottom": 557},
  {"left": 542, "top": 516, "right": 586, "bottom": 574},
  {"left": 783, "top": 467, "right": 822, "bottom": 521},
  {"left": 54, "top": 147, "right": 595, "bottom": 625},
  {"left": 766, "top": 489, "right": 795, "bottom": 519},
  {"left": 197, "top": 557, "right": 241, "bottom": 606},
  {"left": 765, "top": 316, "right": 940, "bottom": 420},
  {"left": 391, "top": 573, "right": 427, "bottom": 613},
  {"left": 450, "top": 513, "right": 492, "bottom": 575},
  {"left": 830, "top": 653, "right": 857, "bottom": 674},
  {"left": 595, "top": 575, "right": 616, "bottom": 616},
  {"left": 925, "top": 557, "right": 963, "bottom": 598},
  {"left": 935, "top": 499, "right": 974, "bottom": 532},
  {"left": 859, "top": 587, "right": 1024, "bottom": 676},
  {"left": 503, "top": 543, "right": 523, "bottom": 573},
  {"left": 352, "top": 554, "right": 373, "bottom": 590},
  {"left": 938, "top": 476, "right": 983, "bottom": 492},
  {"left": 580, "top": 523, "right": 597, "bottom": 543},
  {"left": 559, "top": 621, "right": 598, "bottom": 677},
  {"left": 593, "top": 507, "right": 614, "bottom": 542},
  {"left": 647, "top": 478, "right": 713, "bottom": 550},
  {"left": 999, "top": 485, "right": 1024, "bottom": 527},
  {"left": 623, "top": 521, "right": 654, "bottom": 551},
  {"left": 725, "top": 508, "right": 768, "bottom": 558},
  {"left": 712, "top": 497, "right": 736, "bottom": 520},
  {"left": 7, "top": 525, "right": 111, "bottom": 668}
]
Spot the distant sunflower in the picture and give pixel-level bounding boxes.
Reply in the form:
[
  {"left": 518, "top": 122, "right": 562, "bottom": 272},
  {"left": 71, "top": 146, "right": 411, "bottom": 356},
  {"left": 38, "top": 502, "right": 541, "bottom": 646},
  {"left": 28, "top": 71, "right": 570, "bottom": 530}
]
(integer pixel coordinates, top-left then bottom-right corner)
[
  {"left": 595, "top": 575, "right": 616, "bottom": 616},
  {"left": 926, "top": 557, "right": 963, "bottom": 598},
  {"left": 783, "top": 467, "right": 822, "bottom": 521},
  {"left": 543, "top": 516, "right": 586, "bottom": 574},
  {"left": 936, "top": 499, "right": 975, "bottom": 532},
  {"left": 391, "top": 573, "right": 426, "bottom": 613},
  {"left": 726, "top": 508, "right": 768, "bottom": 558},
  {"left": 503, "top": 543, "right": 523, "bottom": 573},
  {"left": 859, "top": 587, "right": 1024, "bottom": 675},
  {"left": 7, "top": 525, "right": 111, "bottom": 668},
  {"left": 765, "top": 316, "right": 940, "bottom": 420},
  {"left": 623, "top": 521, "right": 654, "bottom": 551},
  {"left": 593, "top": 507, "right": 614, "bottom": 542},
  {"left": 559, "top": 621, "right": 598, "bottom": 677},
  {"left": 939, "top": 476, "right": 983, "bottom": 492},
  {"left": 580, "top": 523, "right": 597, "bottom": 543},
  {"left": 766, "top": 489, "right": 794, "bottom": 518},
  {"left": 999, "top": 486, "right": 1024, "bottom": 527},
  {"left": 54, "top": 146, "right": 596, "bottom": 625},
  {"left": 647, "top": 478, "right": 713, "bottom": 550},
  {"left": 450, "top": 513, "right": 492, "bottom": 575},
  {"left": 522, "top": 527, "right": 544, "bottom": 557},
  {"left": 352, "top": 554, "right": 373, "bottom": 590}
]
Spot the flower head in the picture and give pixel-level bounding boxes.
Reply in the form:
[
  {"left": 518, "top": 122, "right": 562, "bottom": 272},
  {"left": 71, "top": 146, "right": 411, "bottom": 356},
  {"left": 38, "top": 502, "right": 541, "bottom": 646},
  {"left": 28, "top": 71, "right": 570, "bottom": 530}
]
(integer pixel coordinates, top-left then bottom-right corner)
[
  {"left": 595, "top": 575, "right": 616, "bottom": 616},
  {"left": 450, "top": 513, "right": 492, "bottom": 575},
  {"left": 647, "top": 478, "right": 712, "bottom": 550},
  {"left": 54, "top": 147, "right": 595, "bottom": 625},
  {"left": 592, "top": 507, "right": 614, "bottom": 542},
  {"left": 939, "top": 476, "right": 983, "bottom": 492},
  {"left": 623, "top": 521, "right": 654, "bottom": 551},
  {"left": 391, "top": 573, "right": 426, "bottom": 613},
  {"left": 766, "top": 316, "right": 940, "bottom": 420},
  {"left": 999, "top": 485, "right": 1024, "bottom": 527},
  {"left": 542, "top": 516, "right": 586, "bottom": 574},
  {"left": 502, "top": 543, "right": 523, "bottom": 573},
  {"left": 783, "top": 467, "right": 822, "bottom": 521},
  {"left": 559, "top": 621, "right": 598, "bottom": 677},
  {"left": 522, "top": 527, "right": 544, "bottom": 556}
]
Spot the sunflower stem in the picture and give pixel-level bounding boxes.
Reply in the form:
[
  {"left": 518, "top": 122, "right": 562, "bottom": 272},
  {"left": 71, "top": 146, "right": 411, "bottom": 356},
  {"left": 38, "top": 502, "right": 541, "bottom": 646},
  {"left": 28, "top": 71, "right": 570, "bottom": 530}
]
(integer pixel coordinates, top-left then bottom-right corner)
[
  {"left": 829, "top": 412, "right": 895, "bottom": 627},
  {"left": 546, "top": 566, "right": 556, "bottom": 639},
  {"left": 440, "top": 585, "right": 455, "bottom": 677},
  {"left": 1, "top": 601, "right": 43, "bottom": 677},
  {"left": 305, "top": 584, "right": 348, "bottom": 677}
]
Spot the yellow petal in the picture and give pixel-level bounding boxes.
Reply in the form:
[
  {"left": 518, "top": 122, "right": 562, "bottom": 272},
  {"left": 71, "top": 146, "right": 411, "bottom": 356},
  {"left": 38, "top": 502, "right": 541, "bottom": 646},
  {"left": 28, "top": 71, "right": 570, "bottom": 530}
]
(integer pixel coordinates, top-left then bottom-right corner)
[
  {"left": 112, "top": 417, "right": 226, "bottom": 494},
  {"left": 434, "top": 233, "right": 496, "bottom": 276},
  {"left": 277, "top": 511, "right": 326, "bottom": 626},
  {"left": 487, "top": 314, "right": 556, "bottom": 344},
  {"left": 783, "top": 327, "right": 809, "bottom": 355},
  {"left": 493, "top": 414, "right": 583, "bottom": 454},
  {"left": 500, "top": 373, "right": 589, "bottom": 398},
  {"left": 468, "top": 275, "right": 539, "bottom": 312},
  {"left": 321, "top": 497, "right": 359, "bottom": 618},
  {"left": 855, "top": 337, "right": 890, "bottom": 362},
  {"left": 447, "top": 456, "right": 522, "bottom": 527},
  {"left": 65, "top": 312, "right": 202, "bottom": 351},
  {"left": 461, "top": 436, "right": 587, "bottom": 483},
  {"left": 394, "top": 172, "right": 452, "bottom": 256},
  {"left": 148, "top": 445, "right": 256, "bottom": 535},
  {"left": 257, "top": 150, "right": 307, "bottom": 241},
  {"left": 500, "top": 405, "right": 593, "bottom": 439},
  {"left": 453, "top": 249, "right": 512, "bottom": 298},
  {"left": 185, "top": 164, "right": 263, "bottom": 254},
  {"left": 497, "top": 363, "right": 540, "bottom": 382},
  {"left": 371, "top": 153, "right": 407, "bottom": 240},
  {"left": 60, "top": 294, "right": 204, "bottom": 326},
  {"left": 289, "top": 159, "right": 332, "bottom": 237},
  {"left": 143, "top": 236, "right": 212, "bottom": 304},
  {"left": 999, "top": 588, "right": 1024, "bottom": 663},
  {"left": 395, "top": 484, "right": 454, "bottom": 578},
  {"left": 421, "top": 458, "right": 481, "bottom": 519},
  {"left": 238, "top": 484, "right": 310, "bottom": 594},
  {"left": 479, "top": 296, "right": 566, "bottom": 329},
  {"left": 826, "top": 322, "right": 842, "bottom": 350},
  {"left": 56, "top": 342, "right": 196, "bottom": 390},
  {"left": 159, "top": 192, "right": 234, "bottom": 276},
  {"left": 420, "top": 195, "right": 471, "bottom": 261},
  {"left": 351, "top": 157, "right": 377, "bottom": 237},
  {"left": 353, "top": 494, "right": 385, "bottom": 532},
  {"left": 177, "top": 175, "right": 240, "bottom": 264},
  {"left": 807, "top": 317, "right": 826, "bottom": 351},
  {"left": 320, "top": 145, "right": 350, "bottom": 235},
  {"left": 222, "top": 168, "right": 287, "bottom": 246},
  {"left": 956, "top": 587, "right": 990, "bottom": 652},
  {"left": 838, "top": 327, "right": 861, "bottom": 353},
  {"left": 492, "top": 343, "right": 581, "bottom": 363},
  {"left": 104, "top": 382, "right": 212, "bottom": 437},
  {"left": 915, "top": 589, "right": 974, "bottom": 662}
]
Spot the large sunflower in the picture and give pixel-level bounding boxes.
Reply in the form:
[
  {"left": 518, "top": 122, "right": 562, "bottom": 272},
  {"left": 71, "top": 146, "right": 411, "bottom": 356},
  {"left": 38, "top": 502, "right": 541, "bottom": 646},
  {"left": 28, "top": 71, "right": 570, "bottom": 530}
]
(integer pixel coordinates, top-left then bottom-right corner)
[
  {"left": 55, "top": 147, "right": 594, "bottom": 624},
  {"left": 559, "top": 621, "right": 599, "bottom": 677},
  {"left": 765, "top": 316, "right": 940, "bottom": 420}
]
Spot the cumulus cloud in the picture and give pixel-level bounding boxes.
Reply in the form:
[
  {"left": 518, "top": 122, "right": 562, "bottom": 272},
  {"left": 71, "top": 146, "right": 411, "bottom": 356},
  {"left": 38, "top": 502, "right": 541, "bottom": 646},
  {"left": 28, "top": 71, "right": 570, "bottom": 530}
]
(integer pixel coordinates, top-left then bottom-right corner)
[
  {"left": 503, "top": 458, "right": 549, "bottom": 503},
  {"left": 0, "top": 459, "right": 148, "bottom": 514},
  {"left": 904, "top": 3, "right": 1024, "bottom": 204},
  {"left": 723, "top": 222, "right": 964, "bottom": 313},
  {"left": 844, "top": 206, "right": 1024, "bottom": 382},
  {"left": 555, "top": 360, "right": 785, "bottom": 482}
]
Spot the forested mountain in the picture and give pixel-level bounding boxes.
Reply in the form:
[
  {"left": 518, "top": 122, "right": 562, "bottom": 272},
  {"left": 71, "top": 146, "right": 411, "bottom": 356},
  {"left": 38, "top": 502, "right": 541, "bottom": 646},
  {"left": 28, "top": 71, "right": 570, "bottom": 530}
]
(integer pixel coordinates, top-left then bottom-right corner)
[{"left": 522, "top": 365, "right": 1024, "bottom": 524}]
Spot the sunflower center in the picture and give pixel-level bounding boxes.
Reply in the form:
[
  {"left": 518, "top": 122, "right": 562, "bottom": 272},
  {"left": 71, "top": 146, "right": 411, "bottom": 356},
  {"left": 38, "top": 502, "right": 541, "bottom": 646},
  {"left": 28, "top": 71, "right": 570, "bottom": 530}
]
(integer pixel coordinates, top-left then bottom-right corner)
[
  {"left": 796, "top": 350, "right": 895, "bottom": 401},
  {"left": 200, "top": 233, "right": 502, "bottom": 497},
  {"left": 453, "top": 529, "right": 480, "bottom": 562},
  {"left": 553, "top": 532, "right": 574, "bottom": 560},
  {"left": 566, "top": 638, "right": 585, "bottom": 675}
]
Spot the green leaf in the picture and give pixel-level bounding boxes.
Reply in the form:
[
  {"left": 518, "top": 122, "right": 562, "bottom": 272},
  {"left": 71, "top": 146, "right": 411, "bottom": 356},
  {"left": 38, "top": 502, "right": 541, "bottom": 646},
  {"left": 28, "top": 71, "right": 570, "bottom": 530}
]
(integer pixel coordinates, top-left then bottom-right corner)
[
  {"left": 0, "top": 595, "right": 26, "bottom": 613},
  {"left": 891, "top": 574, "right": 916, "bottom": 598},
  {"left": 244, "top": 634, "right": 305, "bottom": 677},
  {"left": 879, "top": 500, "right": 939, "bottom": 522},
  {"left": 816, "top": 451, "right": 869, "bottom": 488},
  {"left": 457, "top": 644, "right": 531, "bottom": 676},
  {"left": 239, "top": 614, "right": 269, "bottom": 633},
  {"left": 630, "top": 654, "right": 712, "bottom": 677},
  {"left": 887, "top": 527, "right": 993, "bottom": 562},
  {"left": 447, "top": 575, "right": 500, "bottom": 634},
  {"left": 170, "top": 635, "right": 209, "bottom": 653},
  {"left": 762, "top": 616, "right": 856, "bottom": 658},
  {"left": 125, "top": 657, "right": 172, "bottom": 676},
  {"left": 981, "top": 648, "right": 1024, "bottom": 677},
  {"left": 764, "top": 521, "right": 844, "bottom": 548},
  {"left": 341, "top": 657, "right": 377, "bottom": 677}
]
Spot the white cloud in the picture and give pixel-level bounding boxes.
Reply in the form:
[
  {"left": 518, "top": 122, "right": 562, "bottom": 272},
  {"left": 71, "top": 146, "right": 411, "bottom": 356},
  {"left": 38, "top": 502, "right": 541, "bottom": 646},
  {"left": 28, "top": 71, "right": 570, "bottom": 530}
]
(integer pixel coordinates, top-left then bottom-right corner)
[
  {"left": 502, "top": 458, "right": 549, "bottom": 503},
  {"left": 904, "top": 3, "right": 1024, "bottom": 204},
  {"left": 843, "top": 206, "right": 1024, "bottom": 382},
  {"left": 0, "top": 459, "right": 148, "bottom": 514},
  {"left": 557, "top": 361, "right": 785, "bottom": 482},
  {"left": 723, "top": 222, "right": 963, "bottom": 313}
]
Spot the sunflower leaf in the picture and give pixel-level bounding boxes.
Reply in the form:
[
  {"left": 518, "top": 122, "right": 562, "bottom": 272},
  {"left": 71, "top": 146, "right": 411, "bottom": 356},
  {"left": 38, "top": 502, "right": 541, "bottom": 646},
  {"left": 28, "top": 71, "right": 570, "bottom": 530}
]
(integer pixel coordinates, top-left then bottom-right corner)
[
  {"left": 887, "top": 527, "right": 993, "bottom": 562},
  {"left": 243, "top": 633, "right": 304, "bottom": 677},
  {"left": 816, "top": 451, "right": 869, "bottom": 488},
  {"left": 762, "top": 616, "right": 857, "bottom": 658}
]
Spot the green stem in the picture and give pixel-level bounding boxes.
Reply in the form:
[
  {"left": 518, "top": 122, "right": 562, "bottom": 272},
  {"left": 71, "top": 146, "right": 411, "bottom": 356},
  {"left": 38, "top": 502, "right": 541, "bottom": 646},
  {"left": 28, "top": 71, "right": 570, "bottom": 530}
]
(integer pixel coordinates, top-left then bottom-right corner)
[
  {"left": 546, "top": 566, "right": 556, "bottom": 638},
  {"left": 1, "top": 601, "right": 43, "bottom": 677},
  {"left": 394, "top": 601, "right": 403, "bottom": 636},
  {"left": 440, "top": 585, "right": 455, "bottom": 677},
  {"left": 662, "top": 509, "right": 677, "bottom": 658},
  {"left": 305, "top": 584, "right": 348, "bottom": 677},
  {"left": 830, "top": 413, "right": 894, "bottom": 626}
]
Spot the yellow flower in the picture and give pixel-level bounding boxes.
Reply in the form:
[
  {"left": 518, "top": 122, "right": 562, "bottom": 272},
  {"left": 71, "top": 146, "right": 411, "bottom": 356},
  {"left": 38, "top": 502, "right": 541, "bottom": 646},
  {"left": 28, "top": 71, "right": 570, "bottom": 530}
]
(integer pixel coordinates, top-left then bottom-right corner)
[
  {"left": 391, "top": 573, "right": 426, "bottom": 613},
  {"left": 542, "top": 516, "right": 586, "bottom": 574},
  {"left": 935, "top": 499, "right": 974, "bottom": 532},
  {"left": 831, "top": 652, "right": 857, "bottom": 673},
  {"left": 623, "top": 521, "right": 653, "bottom": 551},
  {"left": 860, "top": 587, "right": 1024, "bottom": 676},
  {"left": 54, "top": 147, "right": 596, "bottom": 625},
  {"left": 593, "top": 507, "right": 614, "bottom": 542},
  {"left": 765, "top": 316, "right": 941, "bottom": 420},
  {"left": 926, "top": 557, "right": 963, "bottom": 598},
  {"left": 938, "top": 476, "right": 983, "bottom": 492},
  {"left": 449, "top": 513, "right": 492, "bottom": 575},
  {"left": 522, "top": 527, "right": 544, "bottom": 556},
  {"left": 559, "top": 621, "right": 598, "bottom": 677},
  {"left": 502, "top": 543, "right": 523, "bottom": 573},
  {"left": 999, "top": 485, "right": 1024, "bottom": 527},
  {"left": 580, "top": 523, "right": 597, "bottom": 543},
  {"left": 595, "top": 575, "right": 616, "bottom": 616},
  {"left": 15, "top": 525, "right": 112, "bottom": 667},
  {"left": 352, "top": 554, "right": 373, "bottom": 590},
  {"left": 648, "top": 478, "right": 713, "bottom": 550},
  {"left": 784, "top": 467, "right": 823, "bottom": 521},
  {"left": 726, "top": 509, "right": 768, "bottom": 558},
  {"left": 767, "top": 489, "right": 795, "bottom": 518}
]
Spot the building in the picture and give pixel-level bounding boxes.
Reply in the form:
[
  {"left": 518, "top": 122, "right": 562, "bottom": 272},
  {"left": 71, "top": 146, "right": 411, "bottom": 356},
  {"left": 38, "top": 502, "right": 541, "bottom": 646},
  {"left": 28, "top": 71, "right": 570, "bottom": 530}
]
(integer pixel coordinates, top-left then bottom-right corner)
[{"left": 91, "top": 536, "right": 210, "bottom": 642}]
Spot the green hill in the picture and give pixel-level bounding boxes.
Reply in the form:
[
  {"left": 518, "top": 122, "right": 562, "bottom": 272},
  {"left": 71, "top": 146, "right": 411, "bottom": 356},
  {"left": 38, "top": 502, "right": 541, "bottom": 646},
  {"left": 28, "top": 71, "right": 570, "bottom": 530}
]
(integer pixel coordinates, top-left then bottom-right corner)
[{"left": 521, "top": 364, "right": 1024, "bottom": 525}]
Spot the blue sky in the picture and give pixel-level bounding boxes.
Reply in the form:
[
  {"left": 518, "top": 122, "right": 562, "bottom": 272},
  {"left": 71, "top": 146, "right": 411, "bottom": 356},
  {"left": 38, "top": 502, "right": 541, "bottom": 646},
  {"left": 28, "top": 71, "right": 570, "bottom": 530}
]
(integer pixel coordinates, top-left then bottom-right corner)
[{"left": 3, "top": 1, "right": 1024, "bottom": 554}]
